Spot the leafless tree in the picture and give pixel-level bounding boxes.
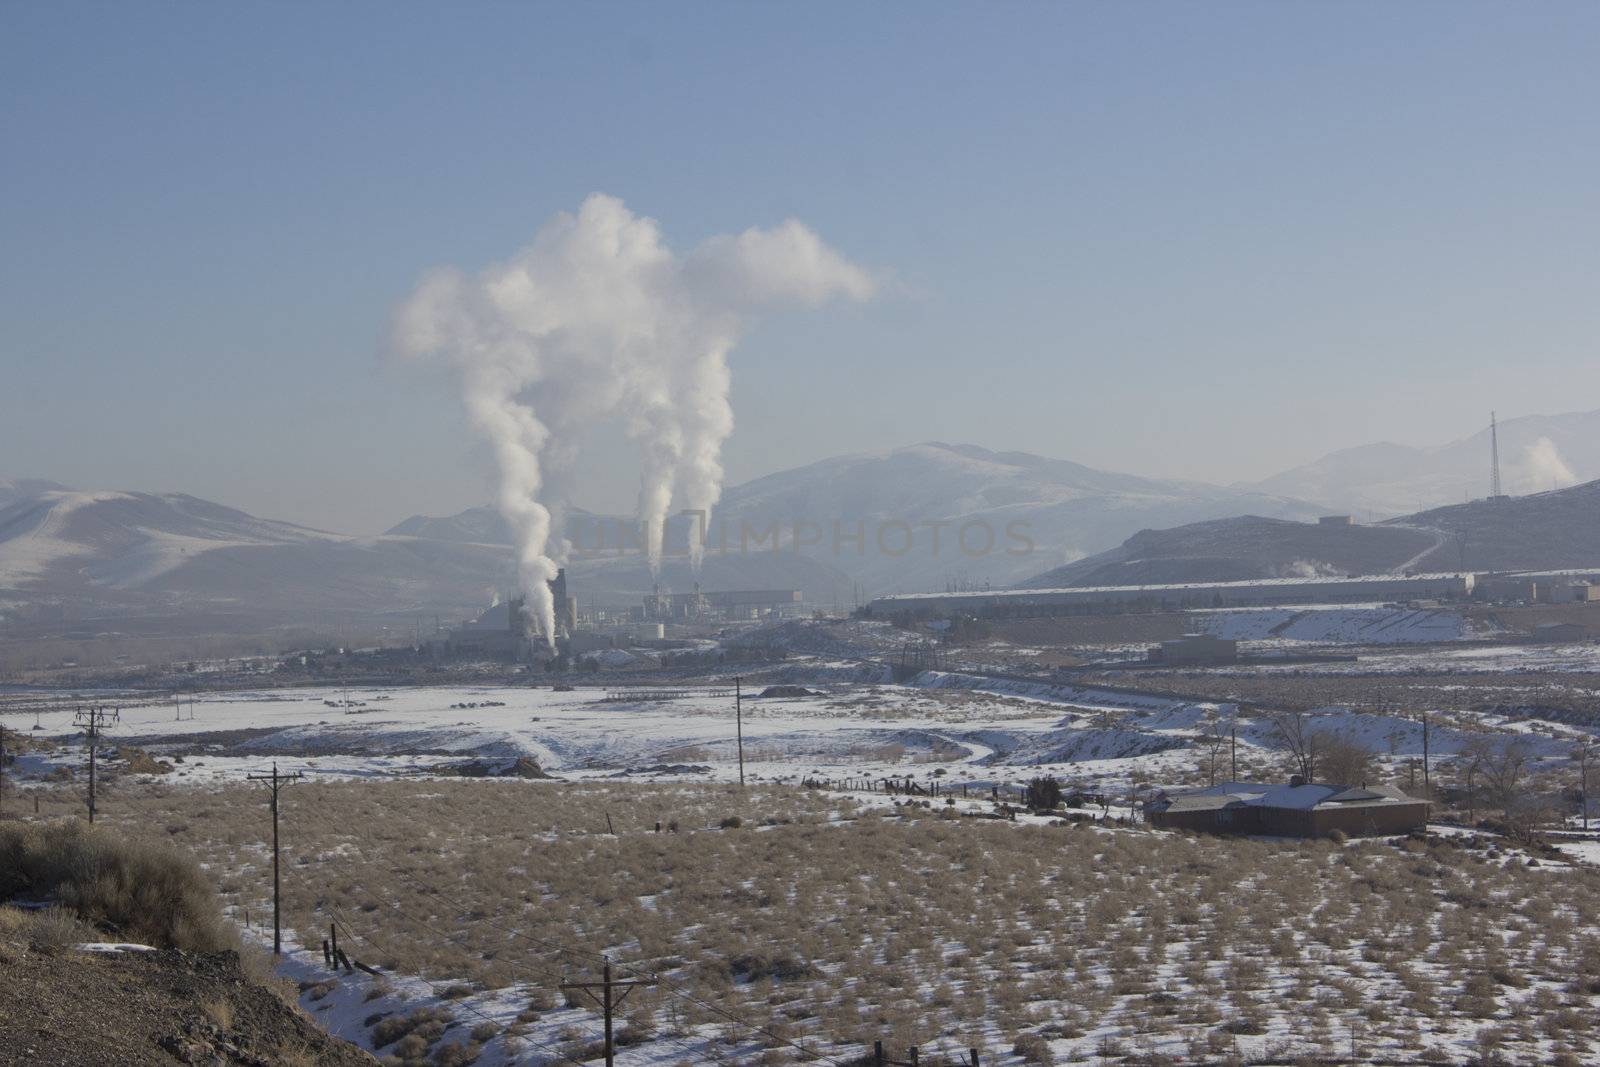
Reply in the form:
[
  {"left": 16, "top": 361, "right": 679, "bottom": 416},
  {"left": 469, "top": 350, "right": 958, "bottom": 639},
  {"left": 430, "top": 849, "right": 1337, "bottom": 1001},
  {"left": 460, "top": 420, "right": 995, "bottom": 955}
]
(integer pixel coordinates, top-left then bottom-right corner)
[
  {"left": 1455, "top": 734, "right": 1496, "bottom": 823},
  {"left": 1480, "top": 737, "right": 1535, "bottom": 823},
  {"left": 1198, "top": 711, "right": 1230, "bottom": 786},
  {"left": 1313, "top": 733, "right": 1377, "bottom": 787},
  {"left": 1264, "top": 709, "right": 1319, "bottom": 781}
]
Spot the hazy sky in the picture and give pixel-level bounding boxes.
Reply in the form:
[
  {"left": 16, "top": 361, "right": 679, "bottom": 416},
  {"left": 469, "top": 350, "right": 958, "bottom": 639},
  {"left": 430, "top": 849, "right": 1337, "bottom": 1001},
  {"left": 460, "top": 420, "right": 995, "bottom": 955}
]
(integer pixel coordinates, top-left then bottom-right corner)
[{"left": 4, "top": 3, "right": 1598, "bottom": 534}]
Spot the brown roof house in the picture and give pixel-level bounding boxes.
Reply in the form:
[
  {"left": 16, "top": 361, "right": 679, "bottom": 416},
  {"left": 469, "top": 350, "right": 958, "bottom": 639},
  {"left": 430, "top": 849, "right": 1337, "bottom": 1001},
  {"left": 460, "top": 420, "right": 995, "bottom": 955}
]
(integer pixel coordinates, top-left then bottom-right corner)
[{"left": 1145, "top": 779, "right": 1429, "bottom": 838}]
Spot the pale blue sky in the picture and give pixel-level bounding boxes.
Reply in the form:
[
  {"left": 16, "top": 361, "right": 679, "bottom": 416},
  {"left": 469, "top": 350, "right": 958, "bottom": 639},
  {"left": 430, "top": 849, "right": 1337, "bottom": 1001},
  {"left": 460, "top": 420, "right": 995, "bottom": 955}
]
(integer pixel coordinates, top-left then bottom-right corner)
[{"left": 3, "top": 3, "right": 1597, "bottom": 533}]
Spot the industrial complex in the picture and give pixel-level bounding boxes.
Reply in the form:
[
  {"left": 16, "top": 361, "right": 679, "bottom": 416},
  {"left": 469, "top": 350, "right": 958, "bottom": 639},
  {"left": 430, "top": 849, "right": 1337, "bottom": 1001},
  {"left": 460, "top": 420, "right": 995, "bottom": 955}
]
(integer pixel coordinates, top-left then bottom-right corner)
[{"left": 865, "top": 572, "right": 1478, "bottom": 619}]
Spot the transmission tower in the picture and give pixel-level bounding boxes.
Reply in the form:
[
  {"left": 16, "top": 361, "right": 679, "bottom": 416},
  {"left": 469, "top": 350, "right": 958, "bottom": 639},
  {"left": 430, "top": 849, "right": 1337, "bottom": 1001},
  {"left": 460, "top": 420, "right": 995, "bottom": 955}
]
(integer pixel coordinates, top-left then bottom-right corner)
[{"left": 1489, "top": 411, "right": 1504, "bottom": 499}]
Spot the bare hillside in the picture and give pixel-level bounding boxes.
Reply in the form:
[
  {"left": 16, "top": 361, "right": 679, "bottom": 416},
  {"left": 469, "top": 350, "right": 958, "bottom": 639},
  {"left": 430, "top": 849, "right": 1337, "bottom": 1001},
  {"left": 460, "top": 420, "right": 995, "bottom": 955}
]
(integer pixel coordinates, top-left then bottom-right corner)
[
  {"left": 1025, "top": 478, "right": 1600, "bottom": 586},
  {"left": 0, "top": 946, "right": 376, "bottom": 1067}
]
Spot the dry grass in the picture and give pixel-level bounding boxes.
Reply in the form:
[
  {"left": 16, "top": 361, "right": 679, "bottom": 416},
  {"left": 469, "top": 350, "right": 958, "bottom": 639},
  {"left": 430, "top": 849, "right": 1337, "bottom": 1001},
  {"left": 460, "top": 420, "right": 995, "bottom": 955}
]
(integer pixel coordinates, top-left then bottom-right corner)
[
  {"left": 0, "top": 819, "right": 236, "bottom": 952},
  {"left": 19, "top": 778, "right": 1600, "bottom": 1064}
]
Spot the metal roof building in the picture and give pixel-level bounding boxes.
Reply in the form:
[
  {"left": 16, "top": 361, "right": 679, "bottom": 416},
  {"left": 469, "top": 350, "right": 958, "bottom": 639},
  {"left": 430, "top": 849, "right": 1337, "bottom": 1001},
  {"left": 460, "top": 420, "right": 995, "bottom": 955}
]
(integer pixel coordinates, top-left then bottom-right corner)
[{"left": 866, "top": 572, "right": 1475, "bottom": 618}]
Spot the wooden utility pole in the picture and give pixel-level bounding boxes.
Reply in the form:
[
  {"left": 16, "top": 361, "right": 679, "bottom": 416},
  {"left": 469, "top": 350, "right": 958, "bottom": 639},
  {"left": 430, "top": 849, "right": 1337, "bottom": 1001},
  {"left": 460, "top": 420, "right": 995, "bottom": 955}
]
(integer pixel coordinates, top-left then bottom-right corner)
[
  {"left": 1579, "top": 744, "right": 1593, "bottom": 831},
  {"left": 1421, "top": 714, "right": 1431, "bottom": 796},
  {"left": 561, "top": 961, "right": 650, "bottom": 1067},
  {"left": 1, "top": 722, "right": 7, "bottom": 816},
  {"left": 734, "top": 676, "right": 746, "bottom": 788},
  {"left": 247, "top": 762, "right": 303, "bottom": 955},
  {"left": 74, "top": 705, "right": 119, "bottom": 823},
  {"left": 1230, "top": 720, "right": 1237, "bottom": 781}
]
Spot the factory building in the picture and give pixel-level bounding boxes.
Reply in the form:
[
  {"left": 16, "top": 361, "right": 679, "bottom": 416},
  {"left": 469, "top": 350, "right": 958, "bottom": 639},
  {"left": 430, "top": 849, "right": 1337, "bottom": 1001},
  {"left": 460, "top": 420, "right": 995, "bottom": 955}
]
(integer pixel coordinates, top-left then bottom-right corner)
[
  {"left": 439, "top": 567, "right": 577, "bottom": 661},
  {"left": 446, "top": 597, "right": 533, "bottom": 660},
  {"left": 1473, "top": 569, "right": 1600, "bottom": 604},
  {"left": 1152, "top": 634, "right": 1238, "bottom": 665},
  {"left": 642, "top": 586, "right": 802, "bottom": 621},
  {"left": 866, "top": 572, "right": 1475, "bottom": 620}
]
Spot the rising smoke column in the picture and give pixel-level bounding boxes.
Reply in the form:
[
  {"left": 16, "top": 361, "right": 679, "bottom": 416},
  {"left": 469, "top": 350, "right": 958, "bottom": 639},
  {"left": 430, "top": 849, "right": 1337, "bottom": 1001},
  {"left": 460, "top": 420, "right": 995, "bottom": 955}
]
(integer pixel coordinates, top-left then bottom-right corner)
[
  {"left": 393, "top": 195, "right": 873, "bottom": 643},
  {"left": 1518, "top": 436, "right": 1578, "bottom": 492}
]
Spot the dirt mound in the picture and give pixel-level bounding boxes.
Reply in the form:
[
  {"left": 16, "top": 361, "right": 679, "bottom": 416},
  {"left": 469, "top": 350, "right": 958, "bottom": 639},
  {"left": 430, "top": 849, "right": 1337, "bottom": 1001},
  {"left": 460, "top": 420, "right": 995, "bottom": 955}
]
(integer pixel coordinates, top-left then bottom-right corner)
[
  {"left": 0, "top": 945, "right": 377, "bottom": 1066},
  {"left": 758, "top": 684, "right": 816, "bottom": 698}
]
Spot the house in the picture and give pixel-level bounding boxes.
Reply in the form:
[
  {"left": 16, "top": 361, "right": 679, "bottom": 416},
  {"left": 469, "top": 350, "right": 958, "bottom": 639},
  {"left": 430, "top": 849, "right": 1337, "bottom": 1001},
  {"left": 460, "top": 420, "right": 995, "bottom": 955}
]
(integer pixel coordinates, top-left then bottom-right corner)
[{"left": 1145, "top": 779, "right": 1429, "bottom": 838}]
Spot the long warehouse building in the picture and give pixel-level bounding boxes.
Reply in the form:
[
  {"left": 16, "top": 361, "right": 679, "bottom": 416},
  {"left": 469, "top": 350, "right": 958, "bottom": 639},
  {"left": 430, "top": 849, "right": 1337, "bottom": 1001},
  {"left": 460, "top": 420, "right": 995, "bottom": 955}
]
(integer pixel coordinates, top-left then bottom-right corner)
[{"left": 866, "top": 572, "right": 1475, "bottom": 619}]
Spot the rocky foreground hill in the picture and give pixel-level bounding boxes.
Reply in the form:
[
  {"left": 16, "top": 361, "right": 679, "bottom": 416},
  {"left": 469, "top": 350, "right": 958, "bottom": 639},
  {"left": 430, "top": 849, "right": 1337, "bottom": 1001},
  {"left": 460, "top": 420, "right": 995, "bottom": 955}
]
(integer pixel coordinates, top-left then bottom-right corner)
[{"left": 0, "top": 945, "right": 376, "bottom": 1067}]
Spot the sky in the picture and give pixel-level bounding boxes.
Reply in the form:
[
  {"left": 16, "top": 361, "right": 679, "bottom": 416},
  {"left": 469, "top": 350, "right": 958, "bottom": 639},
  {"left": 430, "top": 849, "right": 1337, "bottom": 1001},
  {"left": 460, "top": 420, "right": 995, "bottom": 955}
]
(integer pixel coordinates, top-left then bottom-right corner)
[{"left": 3, "top": 2, "right": 1598, "bottom": 535}]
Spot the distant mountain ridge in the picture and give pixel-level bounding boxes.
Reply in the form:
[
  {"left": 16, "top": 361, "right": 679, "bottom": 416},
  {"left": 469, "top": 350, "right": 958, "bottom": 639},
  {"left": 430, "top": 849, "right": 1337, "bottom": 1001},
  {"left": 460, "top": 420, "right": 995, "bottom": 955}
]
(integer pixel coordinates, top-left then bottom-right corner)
[
  {"left": 10, "top": 416, "right": 1598, "bottom": 633},
  {"left": 1024, "top": 477, "right": 1600, "bottom": 587},
  {"left": 390, "top": 442, "right": 1326, "bottom": 594},
  {"left": 1245, "top": 409, "right": 1600, "bottom": 517}
]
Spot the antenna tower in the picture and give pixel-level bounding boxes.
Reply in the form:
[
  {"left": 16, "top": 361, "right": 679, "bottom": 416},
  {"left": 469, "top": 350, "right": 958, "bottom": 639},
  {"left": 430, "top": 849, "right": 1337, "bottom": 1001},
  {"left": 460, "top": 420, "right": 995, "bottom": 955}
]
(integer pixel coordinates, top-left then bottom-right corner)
[{"left": 1489, "top": 411, "right": 1504, "bottom": 500}]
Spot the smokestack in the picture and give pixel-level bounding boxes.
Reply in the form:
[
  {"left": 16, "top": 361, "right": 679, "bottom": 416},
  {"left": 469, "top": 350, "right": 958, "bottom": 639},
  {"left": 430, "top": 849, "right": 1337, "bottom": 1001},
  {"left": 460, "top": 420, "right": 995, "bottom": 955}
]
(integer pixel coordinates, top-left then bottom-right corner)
[{"left": 393, "top": 195, "right": 874, "bottom": 630}]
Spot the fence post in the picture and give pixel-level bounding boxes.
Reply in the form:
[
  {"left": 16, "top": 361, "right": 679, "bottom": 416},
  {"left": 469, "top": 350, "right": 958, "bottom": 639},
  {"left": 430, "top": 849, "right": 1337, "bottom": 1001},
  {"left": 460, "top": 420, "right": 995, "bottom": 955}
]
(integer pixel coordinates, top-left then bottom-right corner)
[
  {"left": 874, "top": 1040, "right": 885, "bottom": 1067},
  {"left": 970, "top": 1050, "right": 980, "bottom": 1066}
]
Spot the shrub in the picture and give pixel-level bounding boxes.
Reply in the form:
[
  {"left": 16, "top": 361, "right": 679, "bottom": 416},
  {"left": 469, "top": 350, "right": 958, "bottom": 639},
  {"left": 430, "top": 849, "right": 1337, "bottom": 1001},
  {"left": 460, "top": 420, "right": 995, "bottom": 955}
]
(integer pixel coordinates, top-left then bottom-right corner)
[
  {"left": 0, "top": 820, "right": 234, "bottom": 952},
  {"left": 1012, "top": 1032, "right": 1055, "bottom": 1064},
  {"left": 719, "top": 815, "right": 743, "bottom": 829},
  {"left": 1025, "top": 776, "right": 1063, "bottom": 812},
  {"left": 25, "top": 906, "right": 95, "bottom": 954}
]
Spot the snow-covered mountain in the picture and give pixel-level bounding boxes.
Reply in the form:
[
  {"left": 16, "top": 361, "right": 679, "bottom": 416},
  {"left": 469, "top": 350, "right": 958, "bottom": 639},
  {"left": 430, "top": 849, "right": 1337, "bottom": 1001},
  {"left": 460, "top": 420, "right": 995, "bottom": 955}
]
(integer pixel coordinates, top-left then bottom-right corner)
[
  {"left": 0, "top": 489, "right": 513, "bottom": 624},
  {"left": 1248, "top": 409, "right": 1600, "bottom": 518},
  {"left": 386, "top": 506, "right": 512, "bottom": 546},
  {"left": 395, "top": 443, "right": 1323, "bottom": 595},
  {"left": 0, "top": 477, "right": 70, "bottom": 508},
  {"left": 708, "top": 443, "right": 1323, "bottom": 592}
]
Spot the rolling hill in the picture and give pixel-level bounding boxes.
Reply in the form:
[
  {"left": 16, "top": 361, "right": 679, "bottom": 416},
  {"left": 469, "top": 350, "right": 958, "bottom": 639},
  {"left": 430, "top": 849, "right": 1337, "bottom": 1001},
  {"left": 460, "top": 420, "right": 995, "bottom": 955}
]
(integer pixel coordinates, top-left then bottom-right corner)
[
  {"left": 0, "top": 489, "right": 514, "bottom": 627},
  {"left": 1025, "top": 478, "right": 1600, "bottom": 587},
  {"left": 394, "top": 443, "right": 1325, "bottom": 594},
  {"left": 1247, "top": 409, "right": 1600, "bottom": 518}
]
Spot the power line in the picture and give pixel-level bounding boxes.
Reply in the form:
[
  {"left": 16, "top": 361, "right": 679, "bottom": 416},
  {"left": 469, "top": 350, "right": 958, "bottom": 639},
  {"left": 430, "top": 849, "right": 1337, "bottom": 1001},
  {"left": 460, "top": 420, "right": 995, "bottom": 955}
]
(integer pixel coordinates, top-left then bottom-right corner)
[
  {"left": 327, "top": 905, "right": 595, "bottom": 1067},
  {"left": 246, "top": 762, "right": 304, "bottom": 955},
  {"left": 347, "top": 887, "right": 734, "bottom": 1067},
  {"left": 334, "top": 895, "right": 736, "bottom": 1067},
  {"left": 74, "top": 704, "right": 118, "bottom": 823},
  {"left": 385, "top": 867, "right": 846, "bottom": 1065}
]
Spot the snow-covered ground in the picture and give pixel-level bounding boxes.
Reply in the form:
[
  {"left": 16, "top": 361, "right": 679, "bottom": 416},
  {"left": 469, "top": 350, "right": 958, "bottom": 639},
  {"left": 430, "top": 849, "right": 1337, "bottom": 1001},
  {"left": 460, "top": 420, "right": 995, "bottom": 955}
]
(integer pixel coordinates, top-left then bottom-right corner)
[
  {"left": 11, "top": 681, "right": 1237, "bottom": 792},
  {"left": 13, "top": 667, "right": 1593, "bottom": 801},
  {"left": 1191, "top": 603, "right": 1492, "bottom": 644},
  {"left": 1213, "top": 640, "right": 1600, "bottom": 676}
]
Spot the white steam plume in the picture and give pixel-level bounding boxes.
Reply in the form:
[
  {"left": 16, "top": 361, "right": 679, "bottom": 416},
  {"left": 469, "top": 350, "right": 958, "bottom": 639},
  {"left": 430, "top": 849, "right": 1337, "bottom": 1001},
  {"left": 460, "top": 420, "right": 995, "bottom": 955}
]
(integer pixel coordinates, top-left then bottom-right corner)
[
  {"left": 1516, "top": 436, "right": 1577, "bottom": 493},
  {"left": 392, "top": 195, "right": 873, "bottom": 642}
]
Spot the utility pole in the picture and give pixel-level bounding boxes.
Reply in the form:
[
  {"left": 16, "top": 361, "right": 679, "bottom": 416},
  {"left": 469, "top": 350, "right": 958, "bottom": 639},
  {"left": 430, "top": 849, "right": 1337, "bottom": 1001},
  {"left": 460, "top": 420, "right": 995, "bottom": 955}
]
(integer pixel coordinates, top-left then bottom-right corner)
[
  {"left": 1421, "top": 714, "right": 1431, "bottom": 797},
  {"left": 1230, "top": 720, "right": 1238, "bottom": 782},
  {"left": 1579, "top": 744, "right": 1593, "bottom": 831},
  {"left": 74, "top": 705, "right": 119, "bottom": 823},
  {"left": 247, "top": 762, "right": 304, "bottom": 955},
  {"left": 1, "top": 722, "right": 7, "bottom": 816},
  {"left": 561, "top": 960, "right": 650, "bottom": 1067},
  {"left": 734, "top": 676, "right": 746, "bottom": 788}
]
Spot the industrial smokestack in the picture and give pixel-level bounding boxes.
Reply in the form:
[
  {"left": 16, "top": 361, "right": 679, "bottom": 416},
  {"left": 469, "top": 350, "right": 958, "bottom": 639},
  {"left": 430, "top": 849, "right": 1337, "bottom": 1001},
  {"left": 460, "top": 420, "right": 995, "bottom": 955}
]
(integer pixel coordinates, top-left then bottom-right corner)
[{"left": 392, "top": 194, "right": 874, "bottom": 641}]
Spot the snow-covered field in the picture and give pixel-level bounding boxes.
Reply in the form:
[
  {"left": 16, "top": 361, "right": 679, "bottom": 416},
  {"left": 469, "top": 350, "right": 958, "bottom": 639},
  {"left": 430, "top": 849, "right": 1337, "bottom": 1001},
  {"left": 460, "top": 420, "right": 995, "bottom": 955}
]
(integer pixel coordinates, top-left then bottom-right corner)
[
  {"left": 1213, "top": 640, "right": 1600, "bottom": 677},
  {"left": 1191, "top": 604, "right": 1492, "bottom": 645},
  {"left": 13, "top": 666, "right": 1593, "bottom": 802},
  {"left": 12, "top": 681, "right": 1238, "bottom": 793},
  {"left": 15, "top": 667, "right": 1600, "bottom": 1066}
]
